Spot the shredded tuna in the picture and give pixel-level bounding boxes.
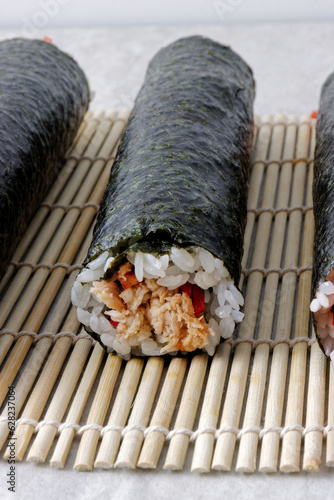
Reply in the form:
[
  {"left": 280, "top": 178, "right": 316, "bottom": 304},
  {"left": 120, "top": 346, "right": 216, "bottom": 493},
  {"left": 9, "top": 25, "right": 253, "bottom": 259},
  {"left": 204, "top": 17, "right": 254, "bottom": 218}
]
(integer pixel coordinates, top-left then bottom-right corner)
[
  {"left": 153, "top": 292, "right": 211, "bottom": 353},
  {"left": 91, "top": 275, "right": 213, "bottom": 352},
  {"left": 90, "top": 279, "right": 125, "bottom": 313},
  {"left": 114, "top": 262, "right": 133, "bottom": 281},
  {"left": 119, "top": 282, "right": 150, "bottom": 312}
]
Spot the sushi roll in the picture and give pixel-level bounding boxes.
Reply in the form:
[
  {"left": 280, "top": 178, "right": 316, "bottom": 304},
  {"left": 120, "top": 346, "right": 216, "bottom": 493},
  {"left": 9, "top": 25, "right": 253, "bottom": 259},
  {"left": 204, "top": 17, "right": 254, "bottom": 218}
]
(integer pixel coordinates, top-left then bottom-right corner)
[
  {"left": 311, "top": 71, "right": 334, "bottom": 362},
  {"left": 72, "top": 35, "right": 255, "bottom": 358},
  {"left": 0, "top": 37, "right": 89, "bottom": 279}
]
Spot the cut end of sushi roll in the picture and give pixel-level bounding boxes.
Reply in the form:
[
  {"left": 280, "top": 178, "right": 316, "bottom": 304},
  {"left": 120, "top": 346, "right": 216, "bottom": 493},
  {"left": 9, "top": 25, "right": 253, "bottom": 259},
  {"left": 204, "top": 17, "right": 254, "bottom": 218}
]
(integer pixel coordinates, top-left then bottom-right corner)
[
  {"left": 310, "top": 278, "right": 334, "bottom": 358},
  {"left": 72, "top": 246, "right": 244, "bottom": 359}
]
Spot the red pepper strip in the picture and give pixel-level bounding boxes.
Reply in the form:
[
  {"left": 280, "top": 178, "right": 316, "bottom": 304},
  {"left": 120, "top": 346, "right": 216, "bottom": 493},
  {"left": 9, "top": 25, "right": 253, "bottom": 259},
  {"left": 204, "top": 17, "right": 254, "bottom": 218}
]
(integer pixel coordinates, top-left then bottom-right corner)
[
  {"left": 311, "top": 110, "right": 317, "bottom": 119},
  {"left": 110, "top": 319, "right": 119, "bottom": 327},
  {"left": 179, "top": 282, "right": 192, "bottom": 297},
  {"left": 191, "top": 284, "right": 205, "bottom": 315},
  {"left": 118, "top": 271, "right": 139, "bottom": 289}
]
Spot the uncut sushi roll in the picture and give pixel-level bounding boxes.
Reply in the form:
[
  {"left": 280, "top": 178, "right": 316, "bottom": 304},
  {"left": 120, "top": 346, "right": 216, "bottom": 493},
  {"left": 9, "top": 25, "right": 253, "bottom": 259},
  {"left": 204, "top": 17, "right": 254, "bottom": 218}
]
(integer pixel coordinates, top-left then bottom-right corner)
[
  {"left": 72, "top": 35, "right": 255, "bottom": 359},
  {"left": 311, "top": 72, "right": 334, "bottom": 362},
  {"left": 0, "top": 37, "right": 89, "bottom": 279}
]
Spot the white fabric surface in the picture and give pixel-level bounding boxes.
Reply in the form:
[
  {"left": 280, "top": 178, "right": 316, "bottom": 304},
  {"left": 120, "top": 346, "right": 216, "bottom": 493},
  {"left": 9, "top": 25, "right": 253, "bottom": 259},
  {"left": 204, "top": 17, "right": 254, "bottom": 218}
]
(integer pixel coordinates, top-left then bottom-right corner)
[{"left": 3, "top": 22, "right": 333, "bottom": 118}]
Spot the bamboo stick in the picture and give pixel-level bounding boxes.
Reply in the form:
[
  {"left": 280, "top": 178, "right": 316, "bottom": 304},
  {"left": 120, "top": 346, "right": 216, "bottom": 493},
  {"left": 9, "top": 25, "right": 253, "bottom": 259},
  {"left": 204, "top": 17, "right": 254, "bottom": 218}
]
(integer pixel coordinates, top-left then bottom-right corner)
[
  {"left": 0, "top": 113, "right": 128, "bottom": 406},
  {"left": 137, "top": 357, "right": 188, "bottom": 469},
  {"left": 299, "top": 129, "right": 326, "bottom": 472},
  {"left": 258, "top": 346, "right": 289, "bottom": 472},
  {"left": 26, "top": 337, "right": 93, "bottom": 463},
  {"left": 278, "top": 343, "right": 307, "bottom": 473},
  {"left": 240, "top": 115, "right": 268, "bottom": 290},
  {"left": 164, "top": 354, "right": 208, "bottom": 470},
  {"left": 94, "top": 357, "right": 144, "bottom": 468},
  {"left": 50, "top": 343, "right": 105, "bottom": 468},
  {"left": 303, "top": 336, "right": 326, "bottom": 471},
  {"left": 74, "top": 354, "right": 122, "bottom": 471},
  {"left": 327, "top": 362, "right": 334, "bottom": 466},
  {"left": 191, "top": 344, "right": 230, "bottom": 472},
  {"left": 68, "top": 110, "right": 93, "bottom": 151},
  {"left": 114, "top": 357, "right": 164, "bottom": 469},
  {"left": 259, "top": 116, "right": 312, "bottom": 472},
  {"left": 212, "top": 115, "right": 284, "bottom": 471},
  {"left": 0, "top": 111, "right": 93, "bottom": 295},
  {"left": 236, "top": 117, "right": 298, "bottom": 472},
  {"left": 280, "top": 117, "right": 314, "bottom": 472}
]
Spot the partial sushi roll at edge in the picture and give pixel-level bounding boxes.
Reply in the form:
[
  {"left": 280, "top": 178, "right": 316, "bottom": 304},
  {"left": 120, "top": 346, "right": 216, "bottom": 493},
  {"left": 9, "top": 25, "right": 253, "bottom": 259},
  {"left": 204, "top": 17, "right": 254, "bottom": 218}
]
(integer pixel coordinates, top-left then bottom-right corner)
[
  {"left": 72, "top": 246, "right": 244, "bottom": 359},
  {"left": 310, "top": 71, "right": 334, "bottom": 363}
]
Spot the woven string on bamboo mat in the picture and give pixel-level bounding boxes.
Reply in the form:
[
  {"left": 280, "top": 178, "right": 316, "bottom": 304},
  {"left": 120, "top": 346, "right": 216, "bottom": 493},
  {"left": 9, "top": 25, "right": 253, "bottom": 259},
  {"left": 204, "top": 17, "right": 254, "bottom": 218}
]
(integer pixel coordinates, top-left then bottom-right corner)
[{"left": 0, "top": 110, "right": 332, "bottom": 474}]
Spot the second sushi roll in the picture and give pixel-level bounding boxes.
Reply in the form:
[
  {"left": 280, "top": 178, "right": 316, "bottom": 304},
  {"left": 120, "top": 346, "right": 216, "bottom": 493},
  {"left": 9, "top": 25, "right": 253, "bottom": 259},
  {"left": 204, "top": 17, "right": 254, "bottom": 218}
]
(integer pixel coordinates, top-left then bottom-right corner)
[{"left": 72, "top": 35, "right": 255, "bottom": 358}]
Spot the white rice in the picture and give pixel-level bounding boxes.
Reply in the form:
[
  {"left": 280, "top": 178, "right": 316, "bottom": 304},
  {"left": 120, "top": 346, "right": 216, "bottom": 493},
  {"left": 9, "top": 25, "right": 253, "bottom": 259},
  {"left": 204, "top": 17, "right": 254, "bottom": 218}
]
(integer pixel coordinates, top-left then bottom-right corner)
[
  {"left": 310, "top": 279, "right": 334, "bottom": 358},
  {"left": 73, "top": 246, "right": 245, "bottom": 359}
]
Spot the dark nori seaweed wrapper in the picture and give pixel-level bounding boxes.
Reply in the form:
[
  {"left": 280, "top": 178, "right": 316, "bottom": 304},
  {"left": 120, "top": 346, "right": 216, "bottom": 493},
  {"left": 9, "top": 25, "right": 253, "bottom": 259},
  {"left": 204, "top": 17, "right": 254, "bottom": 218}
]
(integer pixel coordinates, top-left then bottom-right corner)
[
  {"left": 312, "top": 71, "right": 334, "bottom": 353},
  {"left": 0, "top": 38, "right": 89, "bottom": 279},
  {"left": 84, "top": 36, "right": 255, "bottom": 295}
]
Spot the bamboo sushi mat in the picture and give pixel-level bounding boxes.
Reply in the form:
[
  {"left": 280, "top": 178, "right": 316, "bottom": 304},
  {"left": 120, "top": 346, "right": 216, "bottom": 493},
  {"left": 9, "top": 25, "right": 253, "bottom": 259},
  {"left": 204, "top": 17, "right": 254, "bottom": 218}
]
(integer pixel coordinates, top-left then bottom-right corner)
[{"left": 0, "top": 109, "right": 332, "bottom": 474}]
